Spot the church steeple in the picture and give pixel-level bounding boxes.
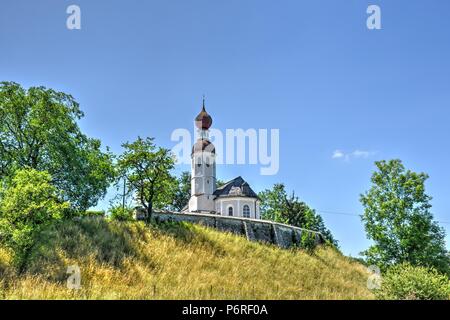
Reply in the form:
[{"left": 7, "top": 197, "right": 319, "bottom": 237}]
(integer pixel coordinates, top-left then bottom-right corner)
[{"left": 189, "top": 98, "right": 217, "bottom": 213}]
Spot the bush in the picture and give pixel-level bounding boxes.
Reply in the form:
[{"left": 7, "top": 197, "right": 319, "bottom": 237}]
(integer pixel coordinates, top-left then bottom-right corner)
[
  {"left": 300, "top": 232, "right": 317, "bottom": 252},
  {"left": 84, "top": 210, "right": 106, "bottom": 218},
  {"left": 375, "top": 263, "right": 450, "bottom": 300},
  {"left": 61, "top": 209, "right": 105, "bottom": 219},
  {"left": 109, "top": 205, "right": 134, "bottom": 222},
  {"left": 0, "top": 169, "right": 69, "bottom": 269}
]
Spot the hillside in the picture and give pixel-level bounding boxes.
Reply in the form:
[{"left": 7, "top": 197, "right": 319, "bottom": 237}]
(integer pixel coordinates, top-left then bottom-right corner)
[{"left": 0, "top": 218, "right": 374, "bottom": 299}]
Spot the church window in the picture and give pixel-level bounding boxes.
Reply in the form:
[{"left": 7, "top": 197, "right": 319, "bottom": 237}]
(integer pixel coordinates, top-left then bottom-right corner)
[
  {"left": 228, "top": 206, "right": 233, "bottom": 216},
  {"left": 243, "top": 205, "right": 250, "bottom": 218}
]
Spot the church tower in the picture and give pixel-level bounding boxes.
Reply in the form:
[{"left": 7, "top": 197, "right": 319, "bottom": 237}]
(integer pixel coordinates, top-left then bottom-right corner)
[{"left": 188, "top": 99, "right": 217, "bottom": 213}]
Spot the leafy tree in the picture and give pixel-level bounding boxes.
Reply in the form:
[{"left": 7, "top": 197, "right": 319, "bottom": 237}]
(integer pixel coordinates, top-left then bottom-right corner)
[
  {"left": 259, "top": 184, "right": 338, "bottom": 246},
  {"left": 259, "top": 184, "right": 286, "bottom": 223},
  {"left": 117, "top": 137, "right": 177, "bottom": 222},
  {"left": 0, "top": 169, "right": 69, "bottom": 269},
  {"left": 0, "top": 82, "right": 115, "bottom": 210},
  {"left": 171, "top": 171, "right": 191, "bottom": 212},
  {"left": 360, "top": 159, "right": 449, "bottom": 274}
]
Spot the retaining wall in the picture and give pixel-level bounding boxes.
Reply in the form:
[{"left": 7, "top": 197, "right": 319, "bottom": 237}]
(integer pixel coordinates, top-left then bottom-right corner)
[{"left": 140, "top": 211, "right": 324, "bottom": 249}]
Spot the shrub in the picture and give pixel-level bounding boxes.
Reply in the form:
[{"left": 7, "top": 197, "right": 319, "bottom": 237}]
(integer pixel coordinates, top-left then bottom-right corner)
[
  {"left": 109, "top": 205, "right": 134, "bottom": 222},
  {"left": 375, "top": 263, "right": 450, "bottom": 300},
  {"left": 84, "top": 210, "right": 106, "bottom": 218},
  {"left": 61, "top": 209, "right": 105, "bottom": 219},
  {"left": 300, "top": 232, "right": 317, "bottom": 252},
  {"left": 0, "top": 169, "right": 69, "bottom": 269}
]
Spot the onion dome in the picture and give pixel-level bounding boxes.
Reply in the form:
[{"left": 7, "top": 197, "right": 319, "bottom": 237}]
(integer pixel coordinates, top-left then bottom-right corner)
[
  {"left": 192, "top": 139, "right": 215, "bottom": 154},
  {"left": 195, "top": 99, "right": 213, "bottom": 130}
]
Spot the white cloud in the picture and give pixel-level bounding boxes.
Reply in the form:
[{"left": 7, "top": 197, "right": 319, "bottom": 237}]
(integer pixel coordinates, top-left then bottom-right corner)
[
  {"left": 352, "top": 150, "right": 373, "bottom": 158},
  {"left": 332, "top": 150, "right": 345, "bottom": 159},
  {"left": 332, "top": 149, "right": 376, "bottom": 161}
]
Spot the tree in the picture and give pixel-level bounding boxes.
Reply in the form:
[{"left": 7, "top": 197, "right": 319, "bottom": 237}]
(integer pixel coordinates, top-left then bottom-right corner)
[
  {"left": 0, "top": 82, "right": 115, "bottom": 210},
  {"left": 259, "top": 184, "right": 286, "bottom": 223},
  {"left": 259, "top": 184, "right": 338, "bottom": 246},
  {"left": 117, "top": 137, "right": 177, "bottom": 222},
  {"left": 171, "top": 171, "right": 191, "bottom": 212},
  {"left": 0, "top": 169, "right": 69, "bottom": 269},
  {"left": 360, "top": 159, "right": 449, "bottom": 274}
]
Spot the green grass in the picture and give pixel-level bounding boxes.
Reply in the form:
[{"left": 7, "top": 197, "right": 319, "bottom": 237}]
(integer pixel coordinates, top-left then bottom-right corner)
[{"left": 0, "top": 218, "right": 374, "bottom": 299}]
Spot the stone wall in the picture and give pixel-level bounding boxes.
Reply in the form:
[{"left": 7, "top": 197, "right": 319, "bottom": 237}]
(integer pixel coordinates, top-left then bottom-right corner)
[{"left": 138, "top": 210, "right": 324, "bottom": 249}]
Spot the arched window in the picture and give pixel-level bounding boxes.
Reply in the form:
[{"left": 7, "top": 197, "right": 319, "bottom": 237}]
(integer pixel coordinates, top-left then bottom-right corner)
[
  {"left": 243, "top": 205, "right": 250, "bottom": 218},
  {"left": 228, "top": 206, "right": 233, "bottom": 216}
]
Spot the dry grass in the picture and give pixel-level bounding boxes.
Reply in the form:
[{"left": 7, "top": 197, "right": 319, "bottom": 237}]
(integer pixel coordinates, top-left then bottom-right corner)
[{"left": 0, "top": 218, "right": 374, "bottom": 300}]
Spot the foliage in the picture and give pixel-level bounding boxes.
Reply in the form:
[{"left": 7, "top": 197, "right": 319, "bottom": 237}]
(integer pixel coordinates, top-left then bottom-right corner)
[
  {"left": 375, "top": 263, "right": 450, "bottom": 300},
  {"left": 300, "top": 232, "right": 317, "bottom": 252},
  {"left": 0, "top": 219, "right": 373, "bottom": 299},
  {"left": 117, "top": 137, "right": 177, "bottom": 222},
  {"left": 0, "top": 81, "right": 115, "bottom": 211},
  {"left": 109, "top": 205, "right": 134, "bottom": 222},
  {"left": 216, "top": 179, "right": 226, "bottom": 188},
  {"left": 259, "top": 184, "right": 338, "bottom": 247},
  {"left": 0, "top": 169, "right": 69, "bottom": 268},
  {"left": 360, "top": 160, "right": 449, "bottom": 274},
  {"left": 83, "top": 210, "right": 106, "bottom": 218},
  {"left": 171, "top": 171, "right": 191, "bottom": 211}
]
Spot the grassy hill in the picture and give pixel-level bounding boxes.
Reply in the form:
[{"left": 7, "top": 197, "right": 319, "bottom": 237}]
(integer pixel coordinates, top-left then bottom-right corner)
[{"left": 0, "top": 218, "right": 374, "bottom": 299}]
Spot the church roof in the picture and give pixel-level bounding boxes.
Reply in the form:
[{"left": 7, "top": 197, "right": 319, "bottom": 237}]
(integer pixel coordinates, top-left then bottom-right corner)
[{"left": 213, "top": 176, "right": 259, "bottom": 199}]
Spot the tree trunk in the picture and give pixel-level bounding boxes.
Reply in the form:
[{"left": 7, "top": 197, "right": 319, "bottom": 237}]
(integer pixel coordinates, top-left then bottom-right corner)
[{"left": 146, "top": 202, "right": 153, "bottom": 223}]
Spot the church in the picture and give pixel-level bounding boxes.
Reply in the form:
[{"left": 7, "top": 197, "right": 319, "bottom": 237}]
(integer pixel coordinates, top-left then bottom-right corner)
[{"left": 183, "top": 101, "right": 261, "bottom": 219}]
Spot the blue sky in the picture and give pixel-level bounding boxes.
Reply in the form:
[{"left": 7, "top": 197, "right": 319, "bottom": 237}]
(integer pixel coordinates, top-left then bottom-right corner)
[{"left": 1, "top": 0, "right": 449, "bottom": 257}]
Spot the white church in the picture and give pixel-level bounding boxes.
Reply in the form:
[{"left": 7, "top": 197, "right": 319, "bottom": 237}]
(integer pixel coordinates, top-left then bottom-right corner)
[{"left": 183, "top": 101, "right": 261, "bottom": 219}]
